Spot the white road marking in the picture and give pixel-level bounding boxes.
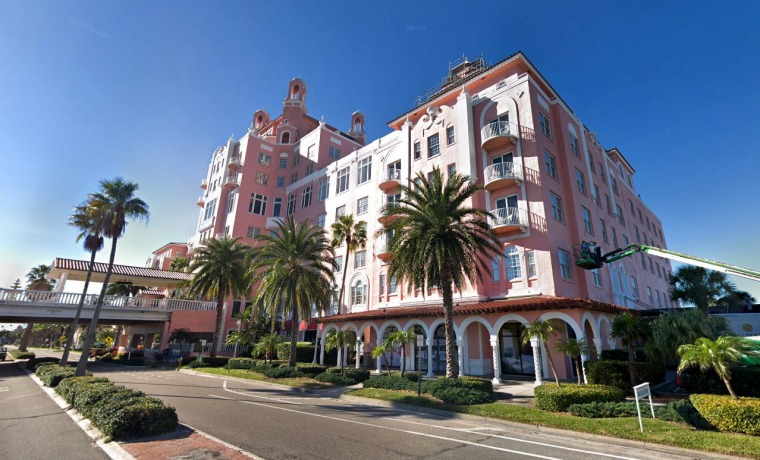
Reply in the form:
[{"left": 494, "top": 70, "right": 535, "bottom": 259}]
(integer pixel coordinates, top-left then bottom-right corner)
[
  {"left": 223, "top": 381, "right": 306, "bottom": 406},
  {"left": 209, "top": 394, "right": 232, "bottom": 400}
]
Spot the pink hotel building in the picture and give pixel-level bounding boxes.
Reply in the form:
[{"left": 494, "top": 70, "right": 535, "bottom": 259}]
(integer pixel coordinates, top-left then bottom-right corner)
[{"left": 145, "top": 51, "right": 675, "bottom": 383}]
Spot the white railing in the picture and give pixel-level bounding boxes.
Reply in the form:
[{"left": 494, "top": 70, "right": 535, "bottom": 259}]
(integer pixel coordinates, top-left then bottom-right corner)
[
  {"left": 197, "top": 196, "right": 205, "bottom": 206},
  {"left": 376, "top": 238, "right": 387, "bottom": 254},
  {"left": 227, "top": 156, "right": 242, "bottom": 168},
  {"left": 385, "top": 169, "right": 401, "bottom": 181},
  {"left": 223, "top": 176, "right": 238, "bottom": 188},
  {"left": 484, "top": 163, "right": 522, "bottom": 184},
  {"left": 0, "top": 289, "right": 216, "bottom": 312},
  {"left": 481, "top": 121, "right": 519, "bottom": 144},
  {"left": 488, "top": 207, "right": 528, "bottom": 228},
  {"left": 200, "top": 178, "right": 208, "bottom": 189},
  {"left": 214, "top": 232, "right": 225, "bottom": 239}
]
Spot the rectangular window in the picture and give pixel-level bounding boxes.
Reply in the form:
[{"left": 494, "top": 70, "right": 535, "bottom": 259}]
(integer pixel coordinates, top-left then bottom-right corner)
[
  {"left": 226, "top": 192, "right": 237, "bottom": 214},
  {"left": 427, "top": 133, "right": 440, "bottom": 158},
  {"left": 506, "top": 248, "right": 522, "bottom": 280},
  {"left": 272, "top": 197, "right": 282, "bottom": 217},
  {"left": 335, "top": 256, "right": 343, "bottom": 272},
  {"left": 351, "top": 282, "right": 366, "bottom": 305},
  {"left": 605, "top": 194, "right": 612, "bottom": 215},
  {"left": 354, "top": 250, "right": 366, "bottom": 269},
  {"left": 570, "top": 133, "right": 580, "bottom": 157},
  {"left": 640, "top": 252, "right": 646, "bottom": 269},
  {"left": 656, "top": 290, "right": 662, "bottom": 307},
  {"left": 638, "top": 208, "right": 643, "bottom": 223},
  {"left": 317, "top": 213, "right": 326, "bottom": 228},
  {"left": 203, "top": 198, "right": 217, "bottom": 221},
  {"left": 647, "top": 287, "right": 653, "bottom": 305},
  {"left": 588, "top": 152, "right": 595, "bottom": 172},
  {"left": 611, "top": 176, "right": 619, "bottom": 196},
  {"left": 558, "top": 249, "right": 573, "bottom": 280},
  {"left": 550, "top": 192, "right": 564, "bottom": 222},
  {"left": 276, "top": 176, "right": 285, "bottom": 187},
  {"left": 649, "top": 258, "right": 654, "bottom": 274},
  {"left": 389, "top": 276, "right": 398, "bottom": 294},
  {"left": 278, "top": 158, "right": 287, "bottom": 169},
  {"left": 576, "top": 170, "right": 587, "bottom": 195},
  {"left": 600, "top": 166, "right": 607, "bottom": 184},
  {"left": 634, "top": 225, "right": 640, "bottom": 242},
  {"left": 447, "top": 163, "right": 456, "bottom": 176},
  {"left": 592, "top": 184, "right": 600, "bottom": 206},
  {"left": 446, "top": 126, "right": 455, "bottom": 145},
  {"left": 301, "top": 185, "right": 312, "bottom": 209},
  {"left": 544, "top": 151, "right": 557, "bottom": 179},
  {"left": 329, "top": 146, "right": 340, "bottom": 160},
  {"left": 318, "top": 177, "right": 329, "bottom": 201},
  {"left": 600, "top": 219, "right": 608, "bottom": 244},
  {"left": 357, "top": 157, "right": 372, "bottom": 185},
  {"left": 379, "top": 274, "right": 385, "bottom": 296},
  {"left": 623, "top": 235, "right": 629, "bottom": 246},
  {"left": 246, "top": 226, "right": 260, "bottom": 239},
  {"left": 248, "top": 194, "right": 267, "bottom": 215},
  {"left": 612, "top": 226, "right": 618, "bottom": 247},
  {"left": 631, "top": 276, "right": 639, "bottom": 299},
  {"left": 413, "top": 141, "right": 421, "bottom": 160},
  {"left": 628, "top": 199, "right": 635, "bottom": 216},
  {"left": 527, "top": 251, "right": 537, "bottom": 278},
  {"left": 336, "top": 167, "right": 350, "bottom": 193},
  {"left": 616, "top": 204, "right": 625, "bottom": 225},
  {"left": 357, "top": 196, "right": 368, "bottom": 215},
  {"left": 290, "top": 173, "right": 298, "bottom": 185},
  {"left": 582, "top": 207, "right": 593, "bottom": 234},
  {"left": 293, "top": 155, "right": 300, "bottom": 167},
  {"left": 256, "top": 171, "right": 268, "bottom": 185},
  {"left": 539, "top": 111, "right": 552, "bottom": 139},
  {"left": 286, "top": 194, "right": 296, "bottom": 215},
  {"left": 646, "top": 216, "right": 651, "bottom": 231},
  {"left": 306, "top": 164, "right": 313, "bottom": 176},
  {"left": 258, "top": 153, "right": 272, "bottom": 166},
  {"left": 335, "top": 205, "right": 346, "bottom": 219},
  {"left": 592, "top": 269, "right": 602, "bottom": 287},
  {"left": 491, "top": 257, "right": 500, "bottom": 281}
]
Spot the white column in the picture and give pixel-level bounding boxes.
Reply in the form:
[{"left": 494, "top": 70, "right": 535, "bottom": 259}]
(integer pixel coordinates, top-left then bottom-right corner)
[
  {"left": 531, "top": 337, "right": 543, "bottom": 386},
  {"left": 581, "top": 353, "right": 590, "bottom": 385},
  {"left": 376, "top": 339, "right": 383, "bottom": 374},
  {"left": 593, "top": 338, "right": 603, "bottom": 358},
  {"left": 55, "top": 272, "right": 68, "bottom": 293},
  {"left": 426, "top": 339, "right": 434, "bottom": 377},
  {"left": 490, "top": 335, "right": 502, "bottom": 384},
  {"left": 457, "top": 337, "right": 464, "bottom": 377},
  {"left": 319, "top": 334, "right": 325, "bottom": 365},
  {"left": 343, "top": 344, "right": 348, "bottom": 367},
  {"left": 355, "top": 339, "right": 361, "bottom": 369}
]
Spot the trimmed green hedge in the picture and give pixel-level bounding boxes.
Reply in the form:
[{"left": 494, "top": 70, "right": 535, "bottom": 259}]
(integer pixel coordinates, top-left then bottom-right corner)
[
  {"left": 35, "top": 364, "right": 83, "bottom": 387},
  {"left": 534, "top": 384, "right": 626, "bottom": 412},
  {"left": 55, "top": 376, "right": 177, "bottom": 440},
  {"left": 276, "top": 342, "right": 315, "bottom": 362},
  {"left": 363, "top": 375, "right": 417, "bottom": 391},
  {"left": 8, "top": 350, "right": 35, "bottom": 360},
  {"left": 225, "top": 358, "right": 258, "bottom": 370},
  {"left": 568, "top": 401, "right": 640, "bottom": 418},
  {"left": 458, "top": 376, "right": 494, "bottom": 394},
  {"left": 585, "top": 360, "right": 665, "bottom": 392},
  {"left": 261, "top": 366, "right": 303, "bottom": 379},
  {"left": 656, "top": 399, "right": 712, "bottom": 428},
  {"left": 314, "top": 372, "right": 356, "bottom": 385},
  {"left": 296, "top": 364, "right": 328, "bottom": 376},
  {"left": 690, "top": 394, "right": 760, "bottom": 436},
  {"left": 196, "top": 356, "right": 229, "bottom": 367},
  {"left": 425, "top": 378, "right": 492, "bottom": 405},
  {"left": 26, "top": 357, "right": 60, "bottom": 370},
  {"left": 683, "top": 366, "right": 760, "bottom": 397}
]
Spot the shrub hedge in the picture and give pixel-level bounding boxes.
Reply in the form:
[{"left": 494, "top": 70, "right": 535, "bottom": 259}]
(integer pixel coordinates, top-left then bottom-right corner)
[
  {"left": 55, "top": 376, "right": 177, "bottom": 440},
  {"left": 567, "top": 401, "right": 640, "bottom": 418},
  {"left": 534, "top": 384, "right": 625, "bottom": 412},
  {"left": 314, "top": 372, "right": 356, "bottom": 385},
  {"left": 196, "top": 356, "right": 229, "bottom": 367},
  {"left": 8, "top": 350, "right": 35, "bottom": 360},
  {"left": 225, "top": 358, "right": 258, "bottom": 370},
  {"left": 425, "top": 378, "right": 492, "bottom": 405},
  {"left": 185, "top": 359, "right": 210, "bottom": 368},
  {"left": 690, "top": 394, "right": 760, "bottom": 436},
  {"left": 296, "top": 364, "right": 328, "bottom": 376},
  {"left": 458, "top": 376, "right": 494, "bottom": 395},
  {"left": 656, "top": 398, "right": 712, "bottom": 428},
  {"left": 35, "top": 364, "right": 82, "bottom": 387},
  {"left": 276, "top": 342, "right": 315, "bottom": 363},
  {"left": 585, "top": 360, "right": 665, "bottom": 392},
  {"left": 363, "top": 375, "right": 417, "bottom": 391},
  {"left": 261, "top": 366, "right": 303, "bottom": 379},
  {"left": 683, "top": 366, "right": 760, "bottom": 397},
  {"left": 26, "top": 357, "right": 60, "bottom": 370}
]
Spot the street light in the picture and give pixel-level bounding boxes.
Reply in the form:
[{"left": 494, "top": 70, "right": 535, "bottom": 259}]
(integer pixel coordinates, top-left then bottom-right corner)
[{"left": 232, "top": 319, "right": 241, "bottom": 358}]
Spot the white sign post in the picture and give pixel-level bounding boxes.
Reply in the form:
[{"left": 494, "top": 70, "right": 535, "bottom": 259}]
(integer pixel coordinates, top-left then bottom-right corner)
[{"left": 633, "top": 382, "right": 656, "bottom": 432}]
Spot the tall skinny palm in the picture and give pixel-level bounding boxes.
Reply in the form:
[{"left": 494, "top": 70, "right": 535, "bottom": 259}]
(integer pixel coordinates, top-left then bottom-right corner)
[
  {"left": 610, "top": 311, "right": 650, "bottom": 386},
  {"left": 678, "top": 336, "right": 760, "bottom": 399},
  {"left": 324, "top": 329, "right": 357, "bottom": 374},
  {"left": 381, "top": 168, "right": 500, "bottom": 378},
  {"left": 76, "top": 178, "right": 149, "bottom": 376},
  {"left": 61, "top": 203, "right": 105, "bottom": 365},
  {"left": 384, "top": 329, "right": 417, "bottom": 376},
  {"left": 331, "top": 214, "right": 367, "bottom": 314},
  {"left": 521, "top": 319, "right": 564, "bottom": 386},
  {"left": 555, "top": 338, "right": 589, "bottom": 385},
  {"left": 188, "top": 237, "right": 252, "bottom": 358},
  {"left": 251, "top": 217, "right": 335, "bottom": 367}
]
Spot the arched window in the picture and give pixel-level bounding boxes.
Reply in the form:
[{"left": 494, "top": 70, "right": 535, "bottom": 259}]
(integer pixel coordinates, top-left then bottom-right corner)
[
  {"left": 351, "top": 279, "right": 367, "bottom": 305},
  {"left": 505, "top": 246, "right": 522, "bottom": 280},
  {"left": 281, "top": 132, "right": 290, "bottom": 144}
]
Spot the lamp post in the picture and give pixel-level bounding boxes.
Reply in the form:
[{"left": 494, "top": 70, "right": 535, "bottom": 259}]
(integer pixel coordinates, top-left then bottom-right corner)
[{"left": 233, "top": 320, "right": 241, "bottom": 358}]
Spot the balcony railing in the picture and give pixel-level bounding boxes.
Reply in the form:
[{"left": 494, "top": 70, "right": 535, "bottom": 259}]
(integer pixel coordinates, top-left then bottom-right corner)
[
  {"left": 197, "top": 196, "right": 205, "bottom": 207},
  {"left": 200, "top": 178, "right": 208, "bottom": 189},
  {"left": 0, "top": 289, "right": 216, "bottom": 312},
  {"left": 480, "top": 121, "right": 519, "bottom": 149},
  {"left": 488, "top": 207, "right": 528, "bottom": 230},
  {"left": 223, "top": 176, "right": 238, "bottom": 189},
  {"left": 379, "top": 169, "right": 402, "bottom": 192},
  {"left": 227, "top": 157, "right": 242, "bottom": 169},
  {"left": 484, "top": 163, "right": 522, "bottom": 189}
]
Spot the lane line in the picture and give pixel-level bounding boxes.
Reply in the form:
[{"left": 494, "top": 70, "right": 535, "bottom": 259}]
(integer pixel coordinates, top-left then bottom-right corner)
[
  {"left": 209, "top": 394, "right": 233, "bottom": 400},
  {"left": 223, "top": 381, "right": 306, "bottom": 406}
]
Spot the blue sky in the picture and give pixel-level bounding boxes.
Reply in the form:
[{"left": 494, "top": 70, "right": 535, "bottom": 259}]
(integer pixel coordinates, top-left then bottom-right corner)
[{"left": 1, "top": 1, "right": 759, "bottom": 303}]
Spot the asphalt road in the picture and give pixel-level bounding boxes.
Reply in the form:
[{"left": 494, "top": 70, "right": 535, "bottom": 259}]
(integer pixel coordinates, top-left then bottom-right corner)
[
  {"left": 62, "top": 361, "right": 711, "bottom": 460},
  {"left": 0, "top": 360, "right": 108, "bottom": 460}
]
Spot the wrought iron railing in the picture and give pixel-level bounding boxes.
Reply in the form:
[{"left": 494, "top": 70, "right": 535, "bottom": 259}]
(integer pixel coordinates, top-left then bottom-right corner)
[
  {"left": 488, "top": 207, "right": 528, "bottom": 228},
  {"left": 481, "top": 121, "right": 518, "bottom": 144},
  {"left": 484, "top": 162, "right": 522, "bottom": 184}
]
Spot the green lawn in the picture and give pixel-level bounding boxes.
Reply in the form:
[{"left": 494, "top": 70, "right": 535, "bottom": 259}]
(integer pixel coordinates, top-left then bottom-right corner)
[
  {"left": 348, "top": 388, "right": 760, "bottom": 459},
  {"left": 191, "top": 367, "right": 334, "bottom": 390}
]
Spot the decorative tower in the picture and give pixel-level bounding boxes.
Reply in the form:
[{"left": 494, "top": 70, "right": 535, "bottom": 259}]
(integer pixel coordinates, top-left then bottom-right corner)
[
  {"left": 348, "top": 110, "right": 366, "bottom": 145},
  {"left": 251, "top": 109, "right": 270, "bottom": 133}
]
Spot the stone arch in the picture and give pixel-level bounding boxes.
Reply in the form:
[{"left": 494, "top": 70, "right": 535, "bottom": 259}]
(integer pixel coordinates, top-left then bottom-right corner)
[
  {"left": 598, "top": 315, "right": 612, "bottom": 349},
  {"left": 341, "top": 323, "right": 359, "bottom": 334},
  {"left": 538, "top": 311, "right": 583, "bottom": 340},
  {"left": 320, "top": 323, "right": 339, "bottom": 340},
  {"left": 400, "top": 319, "right": 429, "bottom": 336},
  {"left": 455, "top": 316, "right": 494, "bottom": 337},
  {"left": 348, "top": 272, "right": 370, "bottom": 308},
  {"left": 281, "top": 131, "right": 291, "bottom": 144},
  {"left": 428, "top": 318, "right": 447, "bottom": 338},
  {"left": 580, "top": 311, "right": 600, "bottom": 341},
  {"left": 358, "top": 321, "right": 380, "bottom": 338},
  {"left": 378, "top": 320, "right": 404, "bottom": 340},
  {"left": 492, "top": 313, "right": 531, "bottom": 335}
]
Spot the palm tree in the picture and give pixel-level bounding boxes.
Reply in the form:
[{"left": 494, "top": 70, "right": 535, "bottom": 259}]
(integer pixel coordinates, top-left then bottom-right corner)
[
  {"left": 170, "top": 256, "right": 190, "bottom": 272},
  {"left": 76, "top": 177, "right": 149, "bottom": 377},
  {"left": 384, "top": 330, "right": 417, "bottom": 376},
  {"left": 521, "top": 319, "right": 564, "bottom": 386},
  {"left": 254, "top": 333, "right": 281, "bottom": 364},
  {"left": 678, "top": 336, "right": 760, "bottom": 399},
  {"left": 381, "top": 168, "right": 500, "bottom": 378},
  {"left": 646, "top": 309, "right": 730, "bottom": 366},
  {"left": 324, "top": 329, "right": 357, "bottom": 374},
  {"left": 555, "top": 338, "right": 589, "bottom": 385},
  {"left": 610, "top": 311, "right": 650, "bottom": 362},
  {"left": 251, "top": 217, "right": 335, "bottom": 367},
  {"left": 331, "top": 214, "right": 367, "bottom": 314},
  {"left": 371, "top": 343, "right": 393, "bottom": 377},
  {"left": 61, "top": 202, "right": 105, "bottom": 365},
  {"left": 106, "top": 283, "right": 146, "bottom": 297},
  {"left": 669, "top": 266, "right": 736, "bottom": 314},
  {"left": 188, "top": 237, "right": 252, "bottom": 358},
  {"left": 26, "top": 264, "right": 55, "bottom": 291}
]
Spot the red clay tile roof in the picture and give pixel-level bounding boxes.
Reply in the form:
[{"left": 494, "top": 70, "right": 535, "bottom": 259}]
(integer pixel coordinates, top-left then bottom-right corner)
[
  {"left": 137, "top": 289, "right": 167, "bottom": 297},
  {"left": 314, "top": 296, "right": 627, "bottom": 323},
  {"left": 53, "top": 258, "right": 191, "bottom": 281}
]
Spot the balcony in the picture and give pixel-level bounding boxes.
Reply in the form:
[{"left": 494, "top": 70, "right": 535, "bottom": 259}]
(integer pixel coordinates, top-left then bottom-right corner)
[
  {"left": 376, "top": 238, "right": 389, "bottom": 262},
  {"left": 197, "top": 196, "right": 205, "bottom": 207},
  {"left": 379, "top": 169, "right": 401, "bottom": 193},
  {"left": 227, "top": 156, "right": 242, "bottom": 169},
  {"left": 488, "top": 207, "right": 528, "bottom": 235},
  {"left": 214, "top": 232, "right": 225, "bottom": 240},
  {"left": 200, "top": 178, "right": 208, "bottom": 189},
  {"left": 481, "top": 121, "right": 519, "bottom": 150},
  {"left": 377, "top": 205, "right": 402, "bottom": 225},
  {"left": 223, "top": 176, "right": 238, "bottom": 189},
  {"left": 484, "top": 163, "right": 522, "bottom": 191}
]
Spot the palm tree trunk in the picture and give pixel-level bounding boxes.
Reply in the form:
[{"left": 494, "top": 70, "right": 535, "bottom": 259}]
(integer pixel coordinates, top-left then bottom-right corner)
[
  {"left": 337, "top": 248, "right": 350, "bottom": 315},
  {"left": 575, "top": 358, "right": 582, "bottom": 385},
  {"left": 627, "top": 345, "right": 636, "bottom": 386},
  {"left": 400, "top": 346, "right": 405, "bottom": 376},
  {"left": 61, "top": 248, "right": 97, "bottom": 365},
  {"left": 544, "top": 343, "right": 561, "bottom": 386},
  {"left": 210, "top": 290, "right": 225, "bottom": 358},
  {"left": 76, "top": 237, "right": 118, "bottom": 377},
  {"left": 440, "top": 270, "right": 459, "bottom": 378},
  {"left": 723, "top": 377, "right": 739, "bottom": 400},
  {"left": 19, "top": 323, "right": 34, "bottom": 352},
  {"left": 289, "top": 307, "right": 300, "bottom": 367}
]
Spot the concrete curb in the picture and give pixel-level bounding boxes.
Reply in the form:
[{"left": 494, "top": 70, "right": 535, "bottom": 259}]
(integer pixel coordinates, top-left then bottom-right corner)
[
  {"left": 179, "top": 367, "right": 362, "bottom": 396},
  {"left": 24, "top": 366, "right": 134, "bottom": 460},
  {"left": 339, "top": 393, "right": 743, "bottom": 460}
]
